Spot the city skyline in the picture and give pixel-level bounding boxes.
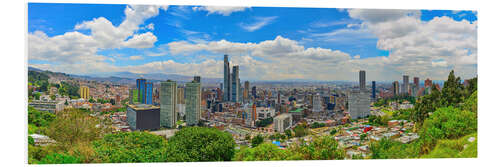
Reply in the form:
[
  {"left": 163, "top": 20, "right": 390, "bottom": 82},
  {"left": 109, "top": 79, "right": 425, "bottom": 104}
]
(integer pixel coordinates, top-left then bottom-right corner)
[{"left": 28, "top": 3, "right": 477, "bottom": 81}]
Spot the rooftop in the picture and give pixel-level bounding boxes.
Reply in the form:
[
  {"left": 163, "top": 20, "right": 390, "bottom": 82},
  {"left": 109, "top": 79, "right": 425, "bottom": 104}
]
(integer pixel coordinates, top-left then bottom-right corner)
[{"left": 128, "top": 104, "right": 160, "bottom": 110}]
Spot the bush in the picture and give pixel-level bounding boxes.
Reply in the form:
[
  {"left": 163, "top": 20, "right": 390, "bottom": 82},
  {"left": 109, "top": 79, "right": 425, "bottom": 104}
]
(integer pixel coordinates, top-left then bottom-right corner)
[
  {"left": 166, "top": 127, "right": 235, "bottom": 162},
  {"left": 38, "top": 153, "right": 81, "bottom": 164},
  {"left": 93, "top": 132, "right": 167, "bottom": 163},
  {"left": 233, "top": 143, "right": 301, "bottom": 161},
  {"left": 290, "top": 136, "right": 345, "bottom": 160},
  {"left": 251, "top": 134, "right": 264, "bottom": 147}
]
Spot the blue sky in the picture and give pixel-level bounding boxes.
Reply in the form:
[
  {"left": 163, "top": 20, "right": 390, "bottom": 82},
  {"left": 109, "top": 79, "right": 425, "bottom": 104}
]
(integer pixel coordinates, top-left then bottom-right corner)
[{"left": 28, "top": 3, "right": 477, "bottom": 81}]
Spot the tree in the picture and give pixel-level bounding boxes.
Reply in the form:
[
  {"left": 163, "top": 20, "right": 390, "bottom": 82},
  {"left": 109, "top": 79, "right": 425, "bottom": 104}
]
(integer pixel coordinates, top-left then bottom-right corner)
[
  {"left": 290, "top": 136, "right": 345, "bottom": 160},
  {"left": 93, "top": 132, "right": 167, "bottom": 163},
  {"left": 284, "top": 129, "right": 292, "bottom": 138},
  {"left": 233, "top": 143, "right": 301, "bottom": 161},
  {"left": 165, "top": 127, "right": 235, "bottom": 162},
  {"left": 440, "top": 70, "right": 465, "bottom": 107},
  {"left": 28, "top": 106, "right": 55, "bottom": 127},
  {"left": 88, "top": 98, "right": 95, "bottom": 103},
  {"left": 45, "top": 109, "right": 112, "bottom": 150},
  {"left": 330, "top": 128, "right": 337, "bottom": 135},
  {"left": 251, "top": 134, "right": 264, "bottom": 147},
  {"left": 293, "top": 124, "right": 307, "bottom": 137}
]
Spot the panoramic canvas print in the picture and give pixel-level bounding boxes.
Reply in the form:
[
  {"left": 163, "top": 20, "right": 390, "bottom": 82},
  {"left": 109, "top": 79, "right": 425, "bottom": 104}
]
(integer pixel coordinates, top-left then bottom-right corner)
[{"left": 27, "top": 3, "right": 478, "bottom": 164}]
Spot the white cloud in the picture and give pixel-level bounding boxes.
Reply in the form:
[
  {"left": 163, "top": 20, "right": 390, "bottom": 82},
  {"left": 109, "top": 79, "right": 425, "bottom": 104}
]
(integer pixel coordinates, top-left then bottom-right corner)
[
  {"left": 129, "top": 55, "right": 143, "bottom": 60},
  {"left": 29, "top": 5, "right": 167, "bottom": 69},
  {"left": 145, "top": 23, "right": 154, "bottom": 30},
  {"left": 346, "top": 9, "right": 477, "bottom": 80},
  {"left": 240, "top": 16, "right": 278, "bottom": 32},
  {"left": 192, "top": 6, "right": 248, "bottom": 16}
]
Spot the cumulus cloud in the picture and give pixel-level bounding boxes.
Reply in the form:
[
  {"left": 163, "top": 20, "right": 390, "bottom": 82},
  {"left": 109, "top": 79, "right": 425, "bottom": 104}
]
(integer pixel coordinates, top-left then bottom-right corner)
[
  {"left": 346, "top": 9, "right": 477, "bottom": 80},
  {"left": 192, "top": 6, "right": 248, "bottom": 16},
  {"left": 129, "top": 55, "right": 143, "bottom": 60},
  {"left": 28, "top": 5, "right": 167, "bottom": 73}
]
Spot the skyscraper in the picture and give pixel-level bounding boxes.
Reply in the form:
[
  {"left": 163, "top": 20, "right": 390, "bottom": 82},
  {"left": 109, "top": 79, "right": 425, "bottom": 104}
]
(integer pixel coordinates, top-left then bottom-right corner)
[
  {"left": 393, "top": 81, "right": 400, "bottom": 96},
  {"left": 312, "top": 93, "right": 322, "bottom": 112},
  {"left": 359, "top": 70, "right": 366, "bottom": 90},
  {"left": 244, "top": 81, "right": 249, "bottom": 101},
  {"left": 371, "top": 81, "right": 376, "bottom": 99},
  {"left": 231, "top": 65, "right": 239, "bottom": 102},
  {"left": 223, "top": 55, "right": 231, "bottom": 102},
  {"left": 251, "top": 86, "right": 257, "bottom": 99},
  {"left": 414, "top": 77, "right": 420, "bottom": 91},
  {"left": 144, "top": 82, "right": 153, "bottom": 104},
  {"left": 136, "top": 78, "right": 146, "bottom": 103},
  {"left": 185, "top": 81, "right": 201, "bottom": 126},
  {"left": 160, "top": 80, "right": 176, "bottom": 128},
  {"left": 403, "top": 75, "right": 409, "bottom": 95},
  {"left": 177, "top": 87, "right": 184, "bottom": 104}
]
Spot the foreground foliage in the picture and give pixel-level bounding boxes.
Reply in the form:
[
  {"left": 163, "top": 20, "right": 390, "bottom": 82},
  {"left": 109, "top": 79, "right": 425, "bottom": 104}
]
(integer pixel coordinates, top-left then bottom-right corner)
[
  {"left": 93, "top": 132, "right": 167, "bottom": 163},
  {"left": 165, "top": 127, "right": 236, "bottom": 162}
]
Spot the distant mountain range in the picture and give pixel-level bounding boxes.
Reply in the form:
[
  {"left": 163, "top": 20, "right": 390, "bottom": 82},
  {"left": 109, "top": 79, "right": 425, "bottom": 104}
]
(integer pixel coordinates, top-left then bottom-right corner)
[{"left": 28, "top": 66, "right": 447, "bottom": 86}]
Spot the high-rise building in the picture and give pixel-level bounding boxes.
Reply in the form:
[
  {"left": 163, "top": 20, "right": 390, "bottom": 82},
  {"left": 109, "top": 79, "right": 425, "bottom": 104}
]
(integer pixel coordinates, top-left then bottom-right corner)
[
  {"left": 403, "top": 75, "right": 409, "bottom": 95},
  {"left": 160, "top": 81, "right": 177, "bottom": 128},
  {"left": 144, "top": 82, "right": 153, "bottom": 104},
  {"left": 312, "top": 93, "right": 322, "bottom": 112},
  {"left": 79, "top": 86, "right": 89, "bottom": 99},
  {"left": 231, "top": 65, "right": 240, "bottom": 102},
  {"left": 393, "top": 81, "right": 400, "bottom": 96},
  {"left": 244, "top": 81, "right": 249, "bottom": 101},
  {"left": 251, "top": 86, "right": 257, "bottom": 99},
  {"left": 136, "top": 79, "right": 146, "bottom": 103},
  {"left": 414, "top": 77, "right": 420, "bottom": 91},
  {"left": 223, "top": 55, "right": 231, "bottom": 102},
  {"left": 371, "top": 81, "right": 376, "bottom": 99},
  {"left": 348, "top": 90, "right": 371, "bottom": 119},
  {"left": 185, "top": 81, "right": 201, "bottom": 126},
  {"left": 274, "top": 113, "right": 292, "bottom": 133},
  {"left": 177, "top": 87, "right": 184, "bottom": 104},
  {"left": 194, "top": 76, "right": 201, "bottom": 83},
  {"left": 359, "top": 70, "right": 366, "bottom": 90},
  {"left": 424, "top": 78, "right": 432, "bottom": 88},
  {"left": 129, "top": 88, "right": 134, "bottom": 104}
]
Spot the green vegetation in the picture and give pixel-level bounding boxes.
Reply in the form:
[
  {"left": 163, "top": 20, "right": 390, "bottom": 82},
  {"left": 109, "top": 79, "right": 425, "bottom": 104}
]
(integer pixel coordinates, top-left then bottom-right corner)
[
  {"left": 234, "top": 143, "right": 301, "bottom": 161},
  {"left": 58, "top": 81, "right": 80, "bottom": 99},
  {"left": 293, "top": 123, "right": 308, "bottom": 137},
  {"left": 256, "top": 117, "right": 273, "bottom": 127},
  {"left": 310, "top": 122, "right": 326, "bottom": 128},
  {"left": 165, "top": 127, "right": 236, "bottom": 162},
  {"left": 93, "top": 132, "right": 167, "bottom": 163},
  {"left": 368, "top": 70, "right": 477, "bottom": 159},
  {"left": 367, "top": 114, "right": 389, "bottom": 126},
  {"left": 38, "top": 153, "right": 81, "bottom": 164},
  {"left": 251, "top": 134, "right": 264, "bottom": 147}
]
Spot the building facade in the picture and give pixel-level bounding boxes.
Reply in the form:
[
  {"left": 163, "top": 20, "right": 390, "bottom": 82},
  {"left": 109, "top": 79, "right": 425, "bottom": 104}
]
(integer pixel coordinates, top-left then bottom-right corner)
[
  {"left": 359, "top": 70, "right": 366, "bottom": 90},
  {"left": 126, "top": 104, "right": 160, "bottom": 130},
  {"left": 224, "top": 54, "right": 231, "bottom": 102},
  {"left": 79, "top": 86, "right": 90, "bottom": 99},
  {"left": 348, "top": 90, "right": 371, "bottom": 119},
  {"left": 160, "top": 81, "right": 177, "bottom": 128},
  {"left": 274, "top": 113, "right": 293, "bottom": 133},
  {"left": 403, "top": 75, "right": 409, "bottom": 95},
  {"left": 185, "top": 81, "right": 201, "bottom": 126},
  {"left": 231, "top": 66, "right": 240, "bottom": 102}
]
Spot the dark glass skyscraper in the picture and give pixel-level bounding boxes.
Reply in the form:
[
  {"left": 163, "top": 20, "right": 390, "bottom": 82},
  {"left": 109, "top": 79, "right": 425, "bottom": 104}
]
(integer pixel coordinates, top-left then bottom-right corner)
[
  {"left": 403, "top": 75, "right": 409, "bottom": 95},
  {"left": 231, "top": 65, "right": 239, "bottom": 102},
  {"left": 223, "top": 55, "right": 231, "bottom": 102},
  {"left": 144, "top": 82, "right": 153, "bottom": 105},
  {"left": 372, "top": 81, "right": 376, "bottom": 99},
  {"left": 359, "top": 70, "right": 366, "bottom": 90}
]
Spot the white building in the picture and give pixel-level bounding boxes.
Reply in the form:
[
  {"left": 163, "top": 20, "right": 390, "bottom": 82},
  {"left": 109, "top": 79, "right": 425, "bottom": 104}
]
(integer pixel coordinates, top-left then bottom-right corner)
[
  {"left": 348, "top": 90, "right": 371, "bottom": 119},
  {"left": 274, "top": 113, "right": 293, "bottom": 133},
  {"left": 312, "top": 93, "right": 322, "bottom": 112}
]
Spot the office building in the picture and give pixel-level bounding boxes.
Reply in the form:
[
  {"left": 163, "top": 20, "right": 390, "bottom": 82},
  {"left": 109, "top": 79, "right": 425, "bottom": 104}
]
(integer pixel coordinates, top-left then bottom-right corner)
[
  {"left": 144, "top": 82, "right": 153, "bottom": 104},
  {"left": 126, "top": 104, "right": 160, "bottom": 130},
  {"left": 136, "top": 79, "right": 146, "bottom": 103},
  {"left": 403, "top": 75, "right": 409, "bottom": 95},
  {"left": 348, "top": 89, "right": 371, "bottom": 119},
  {"left": 252, "top": 86, "right": 257, "bottom": 99},
  {"left": 231, "top": 65, "right": 239, "bottom": 102},
  {"left": 79, "top": 86, "right": 90, "bottom": 99},
  {"left": 177, "top": 87, "right": 184, "bottom": 104},
  {"left": 414, "top": 77, "right": 420, "bottom": 91},
  {"left": 223, "top": 54, "right": 231, "bottom": 101},
  {"left": 371, "top": 81, "right": 376, "bottom": 100},
  {"left": 312, "top": 93, "right": 322, "bottom": 112},
  {"left": 274, "top": 113, "right": 293, "bottom": 133},
  {"left": 393, "top": 81, "right": 400, "bottom": 96},
  {"left": 160, "top": 81, "right": 177, "bottom": 128},
  {"left": 185, "top": 81, "right": 201, "bottom": 126},
  {"left": 359, "top": 70, "right": 366, "bottom": 90},
  {"left": 244, "top": 81, "right": 249, "bottom": 101},
  {"left": 28, "top": 100, "right": 64, "bottom": 113}
]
